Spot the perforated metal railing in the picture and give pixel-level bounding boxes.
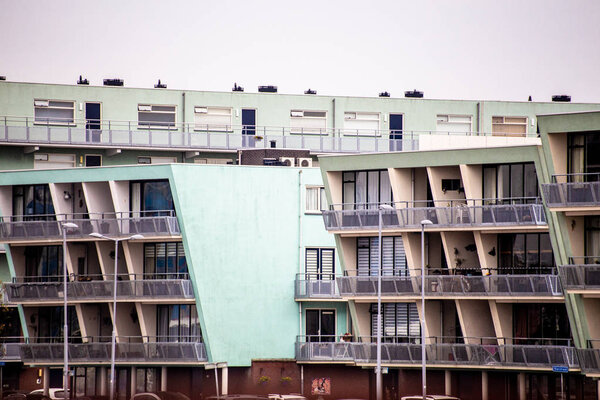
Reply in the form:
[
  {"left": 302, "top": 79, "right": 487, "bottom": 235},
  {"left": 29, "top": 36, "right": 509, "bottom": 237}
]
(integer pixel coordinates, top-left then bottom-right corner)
[
  {"left": 542, "top": 173, "right": 600, "bottom": 207},
  {"left": 322, "top": 199, "right": 547, "bottom": 230},
  {"left": 4, "top": 273, "right": 193, "bottom": 303},
  {"left": 295, "top": 335, "right": 578, "bottom": 369},
  {"left": 0, "top": 211, "right": 180, "bottom": 242},
  {"left": 0, "top": 337, "right": 24, "bottom": 361},
  {"left": 294, "top": 273, "right": 340, "bottom": 299},
  {"left": 559, "top": 260, "right": 600, "bottom": 289},
  {"left": 578, "top": 340, "right": 600, "bottom": 374},
  {"left": 335, "top": 270, "right": 562, "bottom": 297}
]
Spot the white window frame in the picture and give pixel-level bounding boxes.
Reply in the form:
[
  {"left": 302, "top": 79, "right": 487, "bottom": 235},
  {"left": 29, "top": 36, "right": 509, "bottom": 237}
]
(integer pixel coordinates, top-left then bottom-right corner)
[
  {"left": 342, "top": 111, "right": 381, "bottom": 137},
  {"left": 436, "top": 114, "right": 473, "bottom": 134},
  {"left": 491, "top": 116, "right": 528, "bottom": 137},
  {"left": 34, "top": 99, "right": 76, "bottom": 126},
  {"left": 137, "top": 104, "right": 177, "bottom": 130},
  {"left": 305, "top": 186, "right": 328, "bottom": 214},
  {"left": 33, "top": 153, "right": 76, "bottom": 169},
  {"left": 290, "top": 110, "right": 327, "bottom": 135},
  {"left": 194, "top": 106, "right": 233, "bottom": 132},
  {"left": 84, "top": 154, "right": 102, "bottom": 167}
]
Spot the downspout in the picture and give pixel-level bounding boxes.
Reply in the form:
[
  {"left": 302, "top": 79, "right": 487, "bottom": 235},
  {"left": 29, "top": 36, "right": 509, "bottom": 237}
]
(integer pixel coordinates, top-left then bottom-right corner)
[
  {"left": 298, "top": 169, "right": 303, "bottom": 344},
  {"left": 476, "top": 102, "right": 481, "bottom": 134}
]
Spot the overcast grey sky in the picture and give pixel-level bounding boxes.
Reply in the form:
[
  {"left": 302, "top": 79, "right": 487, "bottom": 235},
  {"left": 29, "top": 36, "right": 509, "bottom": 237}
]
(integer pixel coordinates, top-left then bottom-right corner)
[{"left": 1, "top": 0, "right": 599, "bottom": 102}]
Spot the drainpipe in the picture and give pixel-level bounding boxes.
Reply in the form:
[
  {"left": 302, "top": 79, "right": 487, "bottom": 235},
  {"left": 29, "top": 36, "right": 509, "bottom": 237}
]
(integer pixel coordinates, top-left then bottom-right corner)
[
  {"left": 332, "top": 98, "right": 336, "bottom": 137},
  {"left": 182, "top": 92, "right": 186, "bottom": 130},
  {"left": 298, "top": 169, "right": 303, "bottom": 340}
]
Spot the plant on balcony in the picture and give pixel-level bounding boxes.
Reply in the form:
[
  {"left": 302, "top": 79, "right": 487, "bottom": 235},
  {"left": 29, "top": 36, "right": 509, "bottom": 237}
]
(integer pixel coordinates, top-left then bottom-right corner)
[
  {"left": 280, "top": 376, "right": 292, "bottom": 384},
  {"left": 254, "top": 136, "right": 264, "bottom": 140},
  {"left": 258, "top": 375, "right": 270, "bottom": 384}
]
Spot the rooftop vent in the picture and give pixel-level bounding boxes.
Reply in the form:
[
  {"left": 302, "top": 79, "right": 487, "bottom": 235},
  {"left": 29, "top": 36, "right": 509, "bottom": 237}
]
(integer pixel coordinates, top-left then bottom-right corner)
[
  {"left": 258, "top": 85, "right": 277, "bottom": 93},
  {"left": 103, "top": 78, "right": 124, "bottom": 87},
  {"left": 379, "top": 91, "right": 390, "bottom": 97},
  {"left": 304, "top": 88, "right": 317, "bottom": 95},
  {"left": 528, "top": 95, "right": 532, "bottom": 101},
  {"left": 404, "top": 89, "right": 423, "bottom": 98},
  {"left": 154, "top": 79, "right": 167, "bottom": 89},
  {"left": 77, "top": 75, "right": 89, "bottom": 85},
  {"left": 232, "top": 83, "right": 244, "bottom": 92},
  {"left": 552, "top": 95, "right": 571, "bottom": 102},
  {"left": 0, "top": 76, "right": 5, "bottom": 81}
]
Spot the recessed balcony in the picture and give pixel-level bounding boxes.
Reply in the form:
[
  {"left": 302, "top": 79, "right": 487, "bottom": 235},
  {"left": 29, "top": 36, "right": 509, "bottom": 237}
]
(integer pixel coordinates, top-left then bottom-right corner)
[
  {"left": 0, "top": 211, "right": 180, "bottom": 243},
  {"left": 542, "top": 173, "right": 600, "bottom": 208},
  {"left": 322, "top": 199, "right": 547, "bottom": 232},
  {"left": 4, "top": 273, "right": 194, "bottom": 304},
  {"left": 295, "top": 335, "right": 578, "bottom": 370},
  {"left": 559, "top": 258, "right": 600, "bottom": 291}
]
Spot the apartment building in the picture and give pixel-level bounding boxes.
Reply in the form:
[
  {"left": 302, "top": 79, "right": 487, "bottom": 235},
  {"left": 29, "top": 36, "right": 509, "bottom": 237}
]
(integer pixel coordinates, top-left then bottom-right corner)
[{"left": 1, "top": 79, "right": 600, "bottom": 399}]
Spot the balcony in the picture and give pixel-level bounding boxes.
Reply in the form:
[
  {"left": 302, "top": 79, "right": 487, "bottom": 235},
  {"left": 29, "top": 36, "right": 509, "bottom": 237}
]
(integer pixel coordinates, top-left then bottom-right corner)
[
  {"left": 559, "top": 259, "right": 600, "bottom": 291},
  {"left": 0, "top": 338, "right": 25, "bottom": 361},
  {"left": 0, "top": 211, "right": 180, "bottom": 243},
  {"left": 322, "top": 199, "right": 547, "bottom": 232},
  {"left": 578, "top": 341, "right": 600, "bottom": 375},
  {"left": 4, "top": 273, "right": 194, "bottom": 304},
  {"left": 336, "top": 269, "right": 562, "bottom": 299},
  {"left": 17, "top": 336, "right": 206, "bottom": 364},
  {"left": 542, "top": 173, "right": 600, "bottom": 208},
  {"left": 295, "top": 336, "right": 579, "bottom": 370},
  {"left": 295, "top": 273, "right": 341, "bottom": 299}
]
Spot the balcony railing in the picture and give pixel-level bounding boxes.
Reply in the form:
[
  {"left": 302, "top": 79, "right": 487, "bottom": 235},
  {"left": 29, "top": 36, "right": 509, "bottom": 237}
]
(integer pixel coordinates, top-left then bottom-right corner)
[
  {"left": 295, "top": 273, "right": 340, "bottom": 299},
  {"left": 542, "top": 173, "right": 600, "bottom": 207},
  {"left": 0, "top": 337, "right": 25, "bottom": 361},
  {"left": 559, "top": 260, "right": 600, "bottom": 290},
  {"left": 322, "top": 198, "right": 547, "bottom": 231},
  {"left": 16, "top": 336, "right": 206, "bottom": 364},
  {"left": 295, "top": 335, "right": 578, "bottom": 369},
  {"left": 0, "top": 211, "right": 180, "bottom": 242},
  {"left": 4, "top": 273, "right": 193, "bottom": 303},
  {"left": 336, "top": 269, "right": 562, "bottom": 297},
  {"left": 579, "top": 340, "right": 600, "bottom": 374}
]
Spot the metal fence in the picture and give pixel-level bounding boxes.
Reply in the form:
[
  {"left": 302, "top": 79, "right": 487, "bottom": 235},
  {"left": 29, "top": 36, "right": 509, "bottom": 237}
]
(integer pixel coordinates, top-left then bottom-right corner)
[
  {"left": 294, "top": 273, "right": 340, "bottom": 299},
  {"left": 559, "top": 263, "right": 600, "bottom": 289},
  {"left": 542, "top": 174, "right": 600, "bottom": 207},
  {"left": 0, "top": 211, "right": 180, "bottom": 241}
]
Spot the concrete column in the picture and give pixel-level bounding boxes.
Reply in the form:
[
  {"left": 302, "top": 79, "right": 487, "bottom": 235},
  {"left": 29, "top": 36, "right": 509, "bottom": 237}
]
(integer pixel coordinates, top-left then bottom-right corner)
[
  {"left": 161, "top": 367, "right": 167, "bottom": 392},
  {"left": 221, "top": 367, "right": 228, "bottom": 396},
  {"left": 43, "top": 368, "right": 50, "bottom": 397},
  {"left": 130, "top": 367, "right": 137, "bottom": 396},
  {"left": 518, "top": 373, "right": 526, "bottom": 400},
  {"left": 597, "top": 379, "right": 600, "bottom": 400},
  {"left": 98, "top": 367, "right": 108, "bottom": 396},
  {"left": 481, "top": 371, "right": 488, "bottom": 400},
  {"left": 444, "top": 370, "right": 452, "bottom": 396}
]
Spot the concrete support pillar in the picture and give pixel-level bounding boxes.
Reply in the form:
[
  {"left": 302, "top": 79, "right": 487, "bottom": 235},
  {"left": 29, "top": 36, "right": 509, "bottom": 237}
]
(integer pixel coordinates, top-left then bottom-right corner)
[
  {"left": 597, "top": 379, "right": 600, "bottom": 400},
  {"left": 99, "top": 368, "right": 108, "bottom": 395},
  {"left": 481, "top": 371, "right": 488, "bottom": 400},
  {"left": 444, "top": 370, "right": 452, "bottom": 396},
  {"left": 221, "top": 367, "right": 228, "bottom": 396},
  {"left": 130, "top": 367, "right": 137, "bottom": 396},
  {"left": 161, "top": 367, "right": 167, "bottom": 392},
  {"left": 43, "top": 368, "right": 50, "bottom": 397},
  {"left": 518, "top": 373, "right": 526, "bottom": 400}
]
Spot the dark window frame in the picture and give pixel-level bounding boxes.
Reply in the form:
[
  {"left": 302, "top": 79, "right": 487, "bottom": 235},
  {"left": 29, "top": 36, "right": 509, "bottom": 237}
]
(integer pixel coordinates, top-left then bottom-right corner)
[{"left": 482, "top": 162, "right": 539, "bottom": 203}]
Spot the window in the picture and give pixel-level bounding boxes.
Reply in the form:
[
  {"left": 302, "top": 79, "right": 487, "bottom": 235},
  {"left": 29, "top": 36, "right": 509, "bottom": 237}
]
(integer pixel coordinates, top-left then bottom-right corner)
[
  {"left": 144, "top": 243, "right": 187, "bottom": 278},
  {"left": 585, "top": 217, "right": 600, "bottom": 260},
  {"left": 194, "top": 158, "right": 233, "bottom": 165},
  {"left": 306, "top": 186, "right": 327, "bottom": 213},
  {"left": 290, "top": 110, "right": 327, "bottom": 134},
  {"left": 36, "top": 306, "right": 80, "bottom": 342},
  {"left": 441, "top": 179, "right": 461, "bottom": 192},
  {"left": 513, "top": 304, "right": 571, "bottom": 343},
  {"left": 33, "top": 153, "right": 76, "bottom": 169},
  {"left": 370, "top": 303, "right": 420, "bottom": 341},
  {"left": 492, "top": 116, "right": 528, "bottom": 136},
  {"left": 305, "top": 248, "right": 335, "bottom": 280},
  {"left": 343, "top": 112, "right": 380, "bottom": 136},
  {"left": 342, "top": 170, "right": 392, "bottom": 210},
  {"left": 13, "top": 184, "right": 55, "bottom": 219},
  {"left": 157, "top": 304, "right": 201, "bottom": 342},
  {"left": 138, "top": 104, "right": 176, "bottom": 129},
  {"left": 305, "top": 309, "right": 335, "bottom": 342},
  {"left": 194, "top": 107, "right": 232, "bottom": 131},
  {"left": 34, "top": 99, "right": 75, "bottom": 125},
  {"left": 85, "top": 155, "right": 102, "bottom": 167},
  {"left": 498, "top": 233, "right": 554, "bottom": 274},
  {"left": 436, "top": 114, "right": 472, "bottom": 134},
  {"left": 25, "top": 246, "right": 63, "bottom": 281},
  {"left": 482, "top": 162, "right": 539, "bottom": 203},
  {"left": 136, "top": 368, "right": 159, "bottom": 394},
  {"left": 130, "top": 180, "right": 174, "bottom": 216},
  {"left": 568, "top": 133, "right": 600, "bottom": 181},
  {"left": 74, "top": 367, "right": 97, "bottom": 398},
  {"left": 357, "top": 236, "right": 407, "bottom": 276}
]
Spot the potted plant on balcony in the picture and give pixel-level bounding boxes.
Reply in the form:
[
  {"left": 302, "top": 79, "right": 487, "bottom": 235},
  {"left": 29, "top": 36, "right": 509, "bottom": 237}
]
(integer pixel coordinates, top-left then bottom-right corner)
[
  {"left": 258, "top": 375, "right": 270, "bottom": 385},
  {"left": 280, "top": 376, "right": 292, "bottom": 385}
]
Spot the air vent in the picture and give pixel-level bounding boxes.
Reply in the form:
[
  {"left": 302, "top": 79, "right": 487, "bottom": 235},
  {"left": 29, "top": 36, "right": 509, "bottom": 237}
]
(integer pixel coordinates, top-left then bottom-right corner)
[
  {"left": 258, "top": 85, "right": 277, "bottom": 93},
  {"left": 103, "top": 78, "right": 124, "bottom": 87},
  {"left": 297, "top": 157, "right": 313, "bottom": 167},
  {"left": 154, "top": 79, "right": 167, "bottom": 89},
  {"left": 304, "top": 88, "right": 317, "bottom": 95},
  {"left": 232, "top": 83, "right": 244, "bottom": 92},
  {"left": 77, "top": 75, "right": 89, "bottom": 85},
  {"left": 552, "top": 95, "right": 571, "bottom": 102},
  {"left": 404, "top": 89, "right": 423, "bottom": 98},
  {"left": 379, "top": 91, "right": 390, "bottom": 97},
  {"left": 0, "top": 76, "right": 6, "bottom": 81}
]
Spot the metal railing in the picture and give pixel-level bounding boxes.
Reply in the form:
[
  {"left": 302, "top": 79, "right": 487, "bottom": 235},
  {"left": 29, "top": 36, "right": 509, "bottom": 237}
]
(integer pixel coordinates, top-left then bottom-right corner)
[
  {"left": 294, "top": 273, "right": 340, "bottom": 299},
  {"left": 4, "top": 273, "right": 193, "bottom": 302},
  {"left": 542, "top": 173, "right": 600, "bottom": 207},
  {"left": 336, "top": 269, "right": 562, "bottom": 297},
  {"left": 0, "top": 211, "right": 180, "bottom": 241},
  {"left": 559, "top": 262, "right": 600, "bottom": 289},
  {"left": 322, "top": 198, "right": 547, "bottom": 230},
  {"left": 0, "top": 115, "right": 539, "bottom": 154},
  {"left": 0, "top": 337, "right": 25, "bottom": 361},
  {"left": 295, "top": 335, "right": 578, "bottom": 369}
]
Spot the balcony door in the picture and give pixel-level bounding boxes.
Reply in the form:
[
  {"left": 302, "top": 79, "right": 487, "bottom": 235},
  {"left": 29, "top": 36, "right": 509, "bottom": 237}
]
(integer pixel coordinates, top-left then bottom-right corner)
[
  {"left": 85, "top": 102, "right": 101, "bottom": 142},
  {"left": 242, "top": 109, "right": 256, "bottom": 147},
  {"left": 306, "top": 309, "right": 335, "bottom": 342},
  {"left": 389, "top": 113, "right": 403, "bottom": 151}
]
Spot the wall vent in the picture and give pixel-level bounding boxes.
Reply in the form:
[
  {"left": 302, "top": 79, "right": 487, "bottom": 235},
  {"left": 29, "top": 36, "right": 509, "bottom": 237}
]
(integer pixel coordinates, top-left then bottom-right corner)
[
  {"left": 304, "top": 89, "right": 317, "bottom": 95},
  {"left": 379, "top": 91, "right": 390, "bottom": 97},
  {"left": 77, "top": 75, "right": 89, "bottom": 85},
  {"left": 552, "top": 95, "right": 571, "bottom": 102},
  {"left": 404, "top": 89, "right": 423, "bottom": 98},
  {"left": 103, "top": 78, "right": 124, "bottom": 87},
  {"left": 232, "top": 83, "right": 244, "bottom": 92},
  {"left": 258, "top": 85, "right": 278, "bottom": 93},
  {"left": 154, "top": 79, "right": 167, "bottom": 88}
]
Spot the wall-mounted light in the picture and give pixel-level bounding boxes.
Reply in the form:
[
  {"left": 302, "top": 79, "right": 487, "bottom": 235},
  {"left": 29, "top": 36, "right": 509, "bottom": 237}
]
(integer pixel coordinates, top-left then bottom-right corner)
[
  {"left": 488, "top": 247, "right": 496, "bottom": 256},
  {"left": 64, "top": 191, "right": 72, "bottom": 200}
]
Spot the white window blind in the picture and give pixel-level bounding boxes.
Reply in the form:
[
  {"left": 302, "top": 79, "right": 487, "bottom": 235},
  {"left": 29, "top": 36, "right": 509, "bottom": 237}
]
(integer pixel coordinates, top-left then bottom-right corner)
[
  {"left": 138, "top": 104, "right": 176, "bottom": 128},
  {"left": 305, "top": 248, "right": 335, "bottom": 280},
  {"left": 436, "top": 114, "right": 472, "bottom": 134},
  {"left": 357, "top": 236, "right": 407, "bottom": 276},
  {"left": 194, "top": 107, "right": 232, "bottom": 131},
  {"left": 33, "top": 153, "right": 76, "bottom": 169},
  {"left": 371, "top": 303, "right": 419, "bottom": 339},
  {"left": 492, "top": 116, "right": 528, "bottom": 136},
  {"left": 306, "top": 186, "right": 327, "bottom": 213},
  {"left": 290, "top": 110, "right": 327, "bottom": 134},
  {"left": 34, "top": 100, "right": 75, "bottom": 124},
  {"left": 343, "top": 112, "right": 380, "bottom": 136}
]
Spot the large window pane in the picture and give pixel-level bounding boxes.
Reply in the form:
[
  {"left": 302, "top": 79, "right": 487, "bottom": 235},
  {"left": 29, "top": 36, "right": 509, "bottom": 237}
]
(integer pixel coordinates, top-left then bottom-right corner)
[{"left": 510, "top": 164, "right": 524, "bottom": 199}]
